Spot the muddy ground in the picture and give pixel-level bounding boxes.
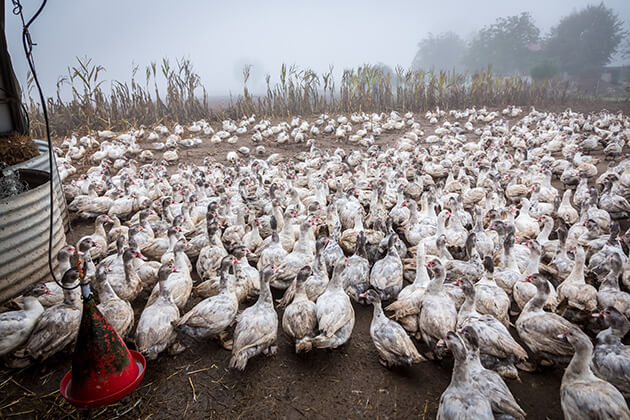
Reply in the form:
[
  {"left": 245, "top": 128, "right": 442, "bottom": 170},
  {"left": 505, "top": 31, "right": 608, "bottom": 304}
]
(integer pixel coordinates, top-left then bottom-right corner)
[{"left": 1, "top": 101, "right": 629, "bottom": 419}]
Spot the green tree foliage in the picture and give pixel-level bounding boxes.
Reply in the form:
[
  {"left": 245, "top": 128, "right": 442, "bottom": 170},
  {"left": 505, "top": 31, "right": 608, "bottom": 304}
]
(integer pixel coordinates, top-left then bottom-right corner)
[
  {"left": 465, "top": 13, "right": 541, "bottom": 74},
  {"left": 411, "top": 32, "right": 467, "bottom": 71},
  {"left": 546, "top": 3, "right": 624, "bottom": 74}
]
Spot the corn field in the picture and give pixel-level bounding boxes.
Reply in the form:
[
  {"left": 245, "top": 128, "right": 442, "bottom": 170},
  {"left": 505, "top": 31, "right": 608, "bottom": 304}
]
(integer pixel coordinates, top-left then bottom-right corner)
[{"left": 25, "top": 57, "right": 571, "bottom": 138}]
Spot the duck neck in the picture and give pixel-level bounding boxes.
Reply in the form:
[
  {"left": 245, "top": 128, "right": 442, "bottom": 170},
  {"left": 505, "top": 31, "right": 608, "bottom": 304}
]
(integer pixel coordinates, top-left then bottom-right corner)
[
  {"left": 167, "top": 234, "right": 177, "bottom": 252},
  {"left": 601, "top": 266, "right": 621, "bottom": 290},
  {"left": 525, "top": 250, "right": 540, "bottom": 276},
  {"left": 371, "top": 301, "right": 385, "bottom": 320},
  {"left": 408, "top": 202, "right": 419, "bottom": 225},
  {"left": 295, "top": 279, "right": 308, "bottom": 299},
  {"left": 536, "top": 221, "right": 552, "bottom": 244},
  {"left": 451, "top": 353, "right": 470, "bottom": 385},
  {"left": 522, "top": 285, "right": 547, "bottom": 313},
  {"left": 64, "top": 286, "right": 81, "bottom": 307},
  {"left": 564, "top": 343, "right": 594, "bottom": 382},
  {"left": 354, "top": 213, "right": 364, "bottom": 232},
  {"left": 58, "top": 253, "right": 72, "bottom": 275},
  {"left": 459, "top": 292, "right": 477, "bottom": 319},
  {"left": 259, "top": 278, "right": 273, "bottom": 305},
  {"left": 329, "top": 266, "right": 344, "bottom": 290},
  {"left": 565, "top": 249, "right": 585, "bottom": 284},
  {"left": 355, "top": 238, "right": 367, "bottom": 259},
  {"left": 95, "top": 220, "right": 107, "bottom": 239},
  {"left": 414, "top": 249, "right": 429, "bottom": 287},
  {"left": 427, "top": 268, "right": 445, "bottom": 294}
]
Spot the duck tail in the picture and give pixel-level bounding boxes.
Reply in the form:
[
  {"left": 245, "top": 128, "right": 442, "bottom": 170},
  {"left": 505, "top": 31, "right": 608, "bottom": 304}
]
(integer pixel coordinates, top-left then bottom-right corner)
[
  {"left": 229, "top": 352, "right": 248, "bottom": 371},
  {"left": 276, "top": 282, "right": 296, "bottom": 309}
]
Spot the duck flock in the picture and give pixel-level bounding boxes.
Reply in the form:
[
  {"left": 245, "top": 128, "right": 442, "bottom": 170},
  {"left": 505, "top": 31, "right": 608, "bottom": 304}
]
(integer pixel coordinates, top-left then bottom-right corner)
[{"left": 2, "top": 105, "right": 630, "bottom": 418}]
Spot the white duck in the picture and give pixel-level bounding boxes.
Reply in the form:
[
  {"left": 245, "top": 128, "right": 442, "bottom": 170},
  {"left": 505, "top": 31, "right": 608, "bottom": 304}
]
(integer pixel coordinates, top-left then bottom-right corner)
[
  {"left": 0, "top": 295, "right": 44, "bottom": 357},
  {"left": 559, "top": 327, "right": 630, "bottom": 420},
  {"left": 135, "top": 264, "right": 181, "bottom": 360},
  {"left": 369, "top": 234, "right": 403, "bottom": 300},
  {"left": 308, "top": 259, "right": 355, "bottom": 350},
  {"left": 229, "top": 264, "right": 279, "bottom": 370}
]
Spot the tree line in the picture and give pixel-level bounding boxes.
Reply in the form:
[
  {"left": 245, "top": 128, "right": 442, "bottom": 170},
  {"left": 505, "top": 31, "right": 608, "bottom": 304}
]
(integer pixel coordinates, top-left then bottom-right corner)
[{"left": 411, "top": 3, "right": 627, "bottom": 80}]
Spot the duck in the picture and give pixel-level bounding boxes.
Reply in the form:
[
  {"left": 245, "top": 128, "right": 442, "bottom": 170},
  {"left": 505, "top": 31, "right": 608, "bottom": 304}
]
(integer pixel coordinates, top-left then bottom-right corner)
[
  {"left": 342, "top": 231, "right": 371, "bottom": 302},
  {"left": 229, "top": 264, "right": 279, "bottom": 370},
  {"left": 135, "top": 264, "right": 181, "bottom": 360},
  {"left": 177, "top": 257, "right": 238, "bottom": 346},
  {"left": 493, "top": 234, "right": 521, "bottom": 296},
  {"left": 76, "top": 215, "right": 111, "bottom": 260},
  {"left": 274, "top": 219, "right": 315, "bottom": 289},
  {"left": 437, "top": 331, "right": 493, "bottom": 420},
  {"left": 362, "top": 289, "right": 425, "bottom": 367},
  {"left": 515, "top": 273, "right": 577, "bottom": 367},
  {"left": 557, "top": 189, "right": 579, "bottom": 225},
  {"left": 21, "top": 269, "right": 81, "bottom": 365},
  {"left": 196, "top": 221, "right": 228, "bottom": 280},
  {"left": 279, "top": 237, "right": 330, "bottom": 307},
  {"left": 146, "top": 239, "right": 192, "bottom": 310},
  {"left": 549, "top": 224, "right": 573, "bottom": 280},
  {"left": 282, "top": 266, "right": 318, "bottom": 353},
  {"left": 385, "top": 242, "right": 430, "bottom": 334},
  {"left": 419, "top": 259, "right": 457, "bottom": 357},
  {"left": 473, "top": 257, "right": 511, "bottom": 325},
  {"left": 597, "top": 254, "right": 630, "bottom": 318},
  {"left": 409, "top": 194, "right": 439, "bottom": 243},
  {"left": 93, "top": 264, "right": 134, "bottom": 338},
  {"left": 443, "top": 233, "right": 484, "bottom": 282},
  {"left": 513, "top": 240, "right": 559, "bottom": 311},
  {"left": 143, "top": 226, "right": 181, "bottom": 261},
  {"left": 307, "top": 258, "right": 355, "bottom": 350},
  {"left": 588, "top": 221, "right": 627, "bottom": 276},
  {"left": 107, "top": 215, "right": 128, "bottom": 243},
  {"left": 559, "top": 326, "right": 630, "bottom": 420},
  {"left": 456, "top": 278, "right": 527, "bottom": 380},
  {"left": 591, "top": 307, "right": 630, "bottom": 397},
  {"left": 556, "top": 245, "right": 598, "bottom": 314},
  {"left": 369, "top": 234, "right": 403, "bottom": 300},
  {"left": 0, "top": 294, "right": 44, "bottom": 357},
  {"left": 232, "top": 246, "right": 260, "bottom": 298},
  {"left": 459, "top": 326, "right": 526, "bottom": 419},
  {"left": 128, "top": 239, "right": 161, "bottom": 288},
  {"left": 599, "top": 178, "right": 630, "bottom": 219},
  {"left": 514, "top": 198, "right": 540, "bottom": 240},
  {"left": 106, "top": 249, "right": 143, "bottom": 302},
  {"left": 257, "top": 215, "right": 288, "bottom": 271}
]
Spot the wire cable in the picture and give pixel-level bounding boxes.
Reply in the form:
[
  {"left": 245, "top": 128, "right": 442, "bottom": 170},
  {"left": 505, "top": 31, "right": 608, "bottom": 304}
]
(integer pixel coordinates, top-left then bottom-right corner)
[{"left": 12, "top": 0, "right": 79, "bottom": 290}]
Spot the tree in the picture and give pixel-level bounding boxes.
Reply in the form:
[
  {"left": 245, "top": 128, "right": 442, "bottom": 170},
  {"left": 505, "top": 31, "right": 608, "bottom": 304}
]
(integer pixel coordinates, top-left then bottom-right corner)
[
  {"left": 411, "top": 32, "right": 466, "bottom": 70},
  {"left": 411, "top": 32, "right": 467, "bottom": 71},
  {"left": 465, "top": 12, "right": 541, "bottom": 74},
  {"left": 530, "top": 60, "right": 559, "bottom": 80},
  {"left": 545, "top": 3, "right": 624, "bottom": 74}
]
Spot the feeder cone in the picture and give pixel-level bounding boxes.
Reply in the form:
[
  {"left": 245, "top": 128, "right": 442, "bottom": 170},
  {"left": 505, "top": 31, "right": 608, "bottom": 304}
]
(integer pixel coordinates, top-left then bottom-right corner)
[{"left": 60, "top": 285, "right": 145, "bottom": 408}]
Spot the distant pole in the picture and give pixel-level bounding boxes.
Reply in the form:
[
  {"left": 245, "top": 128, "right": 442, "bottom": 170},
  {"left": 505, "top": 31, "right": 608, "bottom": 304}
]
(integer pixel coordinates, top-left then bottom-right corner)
[{"left": 0, "top": 0, "right": 28, "bottom": 135}]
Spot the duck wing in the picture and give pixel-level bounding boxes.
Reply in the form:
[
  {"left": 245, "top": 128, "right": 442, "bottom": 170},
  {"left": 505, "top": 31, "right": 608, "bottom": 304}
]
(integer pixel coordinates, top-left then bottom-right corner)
[
  {"left": 372, "top": 321, "right": 421, "bottom": 359},
  {"left": 561, "top": 381, "right": 630, "bottom": 420},
  {"left": 317, "top": 292, "right": 354, "bottom": 337},
  {"left": 232, "top": 306, "right": 277, "bottom": 353}
]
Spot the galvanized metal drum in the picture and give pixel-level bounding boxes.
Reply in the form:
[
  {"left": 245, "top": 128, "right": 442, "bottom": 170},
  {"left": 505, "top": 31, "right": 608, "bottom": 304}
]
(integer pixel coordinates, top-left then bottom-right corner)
[{"left": 0, "top": 140, "right": 68, "bottom": 303}]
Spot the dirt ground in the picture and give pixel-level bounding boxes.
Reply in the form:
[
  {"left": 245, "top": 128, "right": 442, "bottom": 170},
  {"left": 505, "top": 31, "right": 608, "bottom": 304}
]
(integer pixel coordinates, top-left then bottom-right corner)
[{"left": 1, "top": 101, "right": 629, "bottom": 419}]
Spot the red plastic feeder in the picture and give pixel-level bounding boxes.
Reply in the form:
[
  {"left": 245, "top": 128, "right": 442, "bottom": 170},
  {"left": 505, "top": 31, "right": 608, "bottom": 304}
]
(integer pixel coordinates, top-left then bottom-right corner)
[{"left": 60, "top": 285, "right": 145, "bottom": 408}]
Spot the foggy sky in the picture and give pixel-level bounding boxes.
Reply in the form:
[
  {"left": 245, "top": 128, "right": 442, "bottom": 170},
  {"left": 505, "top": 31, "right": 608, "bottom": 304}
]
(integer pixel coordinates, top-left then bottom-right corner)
[{"left": 5, "top": 0, "right": 630, "bottom": 98}]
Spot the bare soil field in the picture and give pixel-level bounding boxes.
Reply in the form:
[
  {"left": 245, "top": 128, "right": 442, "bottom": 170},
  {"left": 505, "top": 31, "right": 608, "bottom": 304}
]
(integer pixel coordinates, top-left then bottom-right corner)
[{"left": 1, "top": 101, "right": 629, "bottom": 419}]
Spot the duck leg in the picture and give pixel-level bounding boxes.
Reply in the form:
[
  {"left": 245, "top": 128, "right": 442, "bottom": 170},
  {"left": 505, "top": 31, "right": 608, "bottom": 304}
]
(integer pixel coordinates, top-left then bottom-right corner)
[{"left": 218, "top": 331, "right": 233, "bottom": 350}]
